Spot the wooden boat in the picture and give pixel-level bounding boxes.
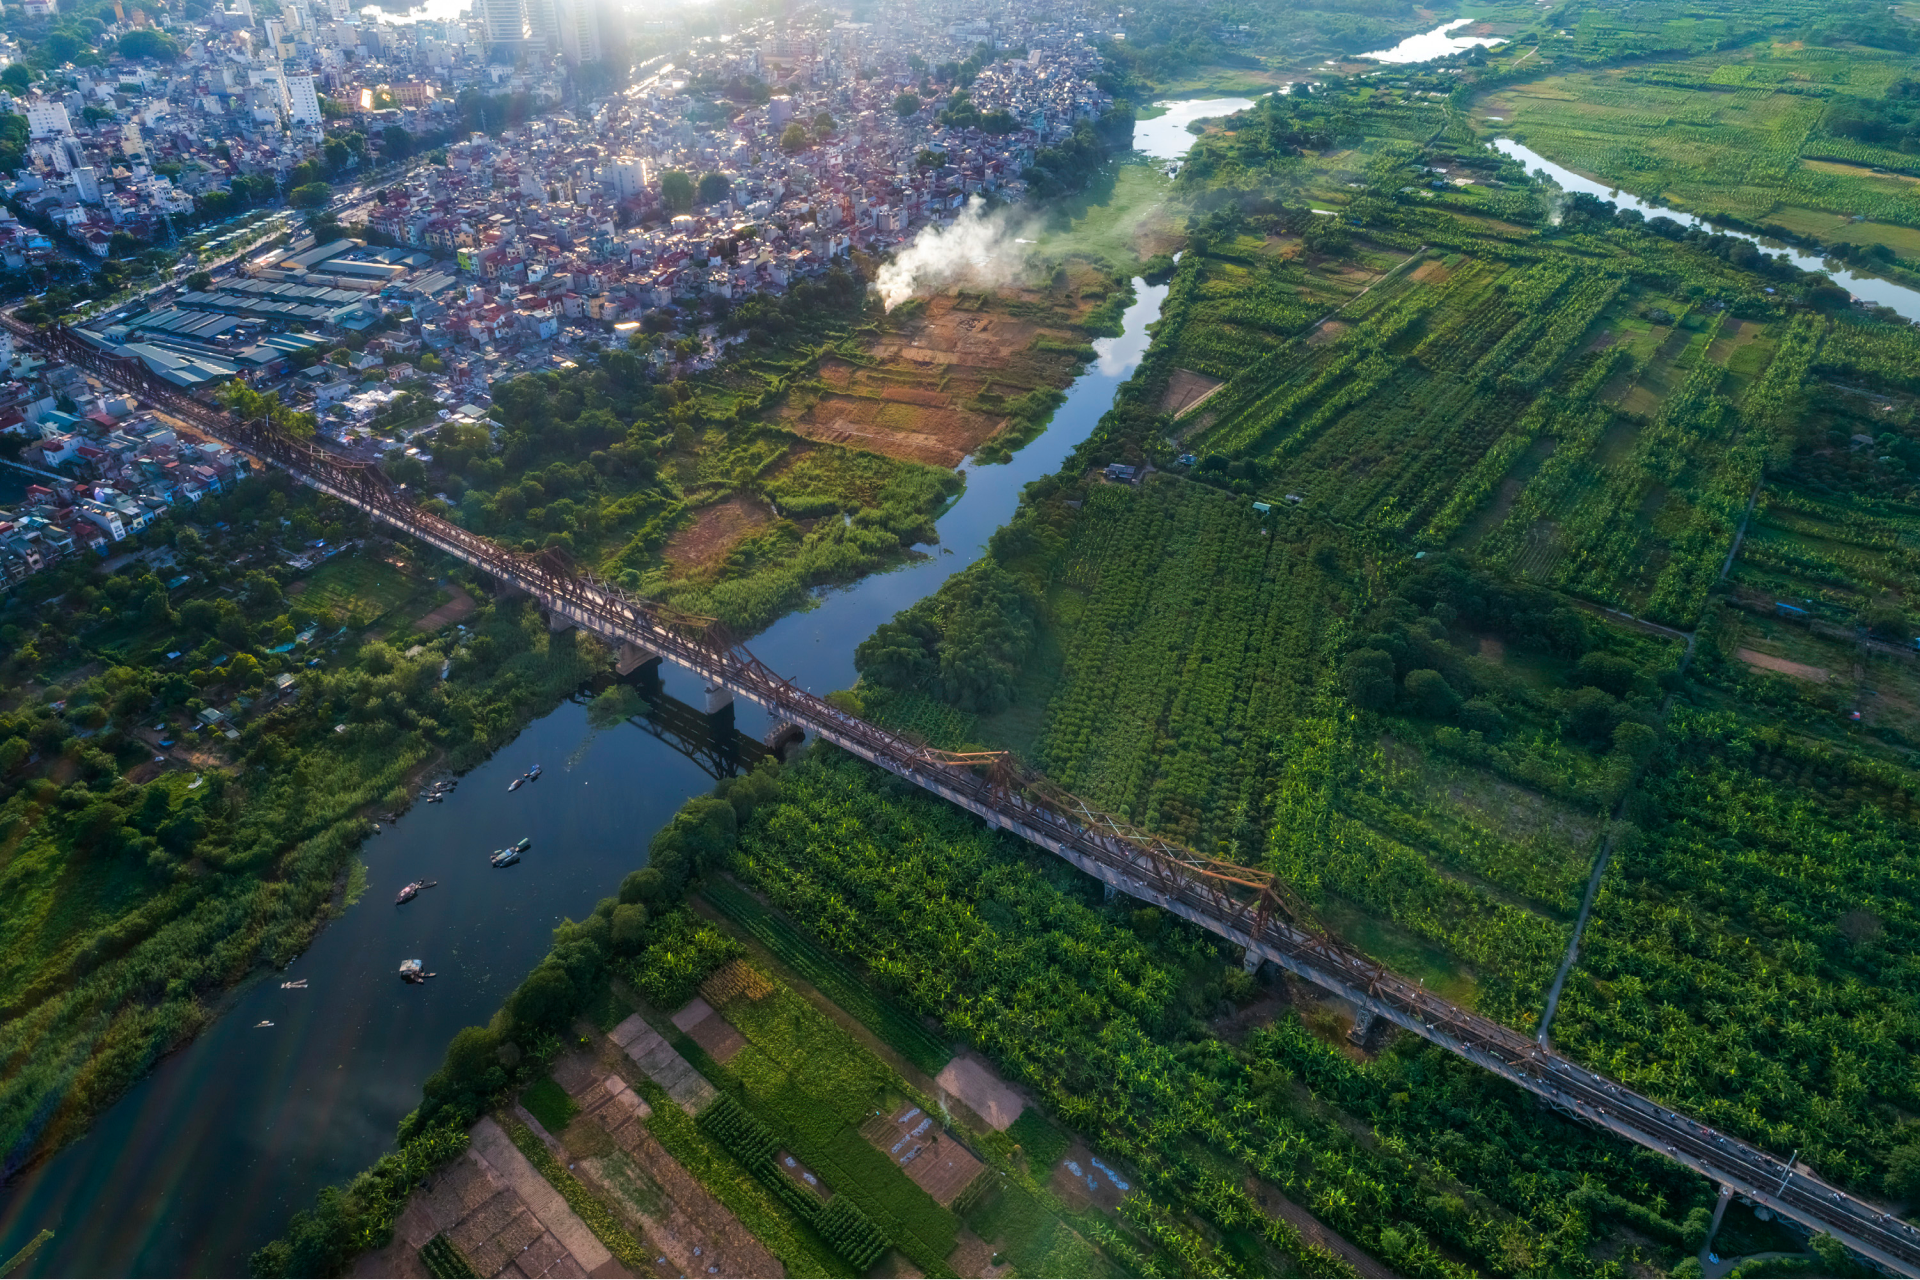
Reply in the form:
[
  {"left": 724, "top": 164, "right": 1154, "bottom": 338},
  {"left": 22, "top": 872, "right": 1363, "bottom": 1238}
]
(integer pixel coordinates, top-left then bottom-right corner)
[
  {"left": 394, "top": 879, "right": 436, "bottom": 904},
  {"left": 399, "top": 959, "right": 435, "bottom": 984}
]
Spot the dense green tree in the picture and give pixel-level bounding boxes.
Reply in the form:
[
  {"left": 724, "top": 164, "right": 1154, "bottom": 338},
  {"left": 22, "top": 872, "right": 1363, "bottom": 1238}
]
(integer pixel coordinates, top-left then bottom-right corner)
[
  {"left": 506, "top": 962, "right": 577, "bottom": 1032},
  {"left": 1564, "top": 686, "right": 1621, "bottom": 745},
  {"left": 1341, "top": 648, "right": 1396, "bottom": 710},
  {"left": 116, "top": 28, "right": 179, "bottom": 60},
  {"left": 658, "top": 169, "right": 693, "bottom": 211},
  {"left": 1404, "top": 668, "right": 1460, "bottom": 719}
]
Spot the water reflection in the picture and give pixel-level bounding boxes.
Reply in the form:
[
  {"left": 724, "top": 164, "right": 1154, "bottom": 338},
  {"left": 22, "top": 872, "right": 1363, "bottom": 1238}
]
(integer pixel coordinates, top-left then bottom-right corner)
[
  {"left": 1357, "top": 19, "right": 1504, "bottom": 64},
  {"left": 1496, "top": 138, "right": 1920, "bottom": 321},
  {"left": 1133, "top": 98, "right": 1255, "bottom": 163},
  {"left": 0, "top": 275, "right": 1174, "bottom": 1280},
  {"left": 0, "top": 95, "right": 1238, "bottom": 1276}
]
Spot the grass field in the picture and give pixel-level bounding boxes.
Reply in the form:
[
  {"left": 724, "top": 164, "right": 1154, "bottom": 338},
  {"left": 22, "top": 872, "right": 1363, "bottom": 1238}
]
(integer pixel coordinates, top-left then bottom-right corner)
[
  {"left": 1480, "top": 42, "right": 1920, "bottom": 250},
  {"left": 1026, "top": 162, "right": 1181, "bottom": 270},
  {"left": 291, "top": 554, "right": 445, "bottom": 631}
]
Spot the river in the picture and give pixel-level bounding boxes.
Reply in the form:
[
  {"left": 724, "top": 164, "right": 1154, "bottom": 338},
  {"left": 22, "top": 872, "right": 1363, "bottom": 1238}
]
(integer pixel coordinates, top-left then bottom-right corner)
[
  {"left": 0, "top": 109, "right": 1226, "bottom": 1278},
  {"left": 1356, "top": 18, "right": 1505, "bottom": 64},
  {"left": 1496, "top": 138, "right": 1920, "bottom": 322}
]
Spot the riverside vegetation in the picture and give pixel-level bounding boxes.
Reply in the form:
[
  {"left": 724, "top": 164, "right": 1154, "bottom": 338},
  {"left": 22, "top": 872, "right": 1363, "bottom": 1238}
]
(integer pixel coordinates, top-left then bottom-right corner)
[
  {"left": 260, "top": 745, "right": 1785, "bottom": 1279},
  {"left": 257, "top": 2, "right": 1920, "bottom": 1276},
  {"left": 0, "top": 472, "right": 608, "bottom": 1177},
  {"left": 0, "top": 98, "right": 1149, "bottom": 1188},
  {"left": 848, "top": 41, "right": 1920, "bottom": 1252}
]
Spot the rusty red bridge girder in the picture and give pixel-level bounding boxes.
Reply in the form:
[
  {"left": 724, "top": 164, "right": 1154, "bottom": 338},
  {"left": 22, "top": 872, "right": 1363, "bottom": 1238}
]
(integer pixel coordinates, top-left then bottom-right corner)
[{"left": 19, "top": 317, "right": 1918, "bottom": 1276}]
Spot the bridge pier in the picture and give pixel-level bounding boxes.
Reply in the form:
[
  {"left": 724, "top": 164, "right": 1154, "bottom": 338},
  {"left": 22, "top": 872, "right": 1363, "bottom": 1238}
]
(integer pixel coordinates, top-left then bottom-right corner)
[
  {"left": 616, "top": 642, "right": 663, "bottom": 677},
  {"left": 1701, "top": 1184, "right": 1736, "bottom": 1260},
  {"left": 19, "top": 319, "right": 1920, "bottom": 1279},
  {"left": 763, "top": 721, "right": 806, "bottom": 761},
  {"left": 1242, "top": 948, "right": 1263, "bottom": 976},
  {"left": 1348, "top": 1009, "right": 1388, "bottom": 1050},
  {"left": 703, "top": 683, "right": 735, "bottom": 716},
  {"left": 547, "top": 610, "right": 576, "bottom": 633}
]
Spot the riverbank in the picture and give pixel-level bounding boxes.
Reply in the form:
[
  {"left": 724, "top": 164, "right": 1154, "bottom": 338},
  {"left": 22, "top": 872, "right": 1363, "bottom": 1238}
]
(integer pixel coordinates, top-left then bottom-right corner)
[
  {"left": 1493, "top": 139, "right": 1920, "bottom": 322},
  {"left": 0, "top": 111, "right": 1208, "bottom": 1272}
]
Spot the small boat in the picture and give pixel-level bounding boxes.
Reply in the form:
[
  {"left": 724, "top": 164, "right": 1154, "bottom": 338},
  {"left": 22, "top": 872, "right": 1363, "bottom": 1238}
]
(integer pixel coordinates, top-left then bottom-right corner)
[
  {"left": 399, "top": 959, "right": 435, "bottom": 984},
  {"left": 512, "top": 836, "right": 532, "bottom": 853},
  {"left": 255, "top": 1020, "right": 275, "bottom": 1028},
  {"left": 280, "top": 978, "right": 308, "bottom": 990},
  {"left": 526, "top": 764, "right": 542, "bottom": 781},
  {"left": 490, "top": 847, "right": 520, "bottom": 868},
  {"left": 508, "top": 777, "right": 525, "bottom": 792},
  {"left": 394, "top": 880, "right": 436, "bottom": 904}
]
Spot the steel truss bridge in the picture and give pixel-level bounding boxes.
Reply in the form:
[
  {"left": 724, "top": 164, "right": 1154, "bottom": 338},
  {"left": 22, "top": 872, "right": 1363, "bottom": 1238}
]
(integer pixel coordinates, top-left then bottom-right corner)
[{"left": 23, "top": 319, "right": 1919, "bottom": 1275}]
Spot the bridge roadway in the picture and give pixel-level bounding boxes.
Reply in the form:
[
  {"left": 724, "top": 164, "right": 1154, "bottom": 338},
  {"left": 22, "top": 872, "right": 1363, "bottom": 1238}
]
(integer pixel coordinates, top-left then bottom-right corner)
[{"left": 25, "top": 320, "right": 1920, "bottom": 1275}]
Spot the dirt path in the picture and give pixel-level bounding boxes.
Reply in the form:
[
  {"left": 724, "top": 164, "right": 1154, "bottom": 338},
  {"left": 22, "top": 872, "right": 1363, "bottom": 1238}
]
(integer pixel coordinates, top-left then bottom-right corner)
[
  {"left": 1249, "top": 1178, "right": 1397, "bottom": 1278},
  {"left": 664, "top": 495, "right": 772, "bottom": 570},
  {"left": 1736, "top": 648, "right": 1831, "bottom": 682},
  {"left": 413, "top": 584, "right": 477, "bottom": 631}
]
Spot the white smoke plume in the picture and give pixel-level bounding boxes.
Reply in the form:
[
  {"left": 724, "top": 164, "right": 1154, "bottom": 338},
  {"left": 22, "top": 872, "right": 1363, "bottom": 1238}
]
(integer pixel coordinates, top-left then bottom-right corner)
[{"left": 874, "top": 196, "right": 1033, "bottom": 309}]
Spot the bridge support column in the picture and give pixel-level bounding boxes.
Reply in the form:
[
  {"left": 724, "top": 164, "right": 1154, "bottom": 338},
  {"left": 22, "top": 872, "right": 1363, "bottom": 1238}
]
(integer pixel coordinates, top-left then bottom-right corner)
[
  {"left": 1242, "top": 948, "right": 1263, "bottom": 976},
  {"left": 616, "top": 642, "right": 662, "bottom": 677},
  {"left": 703, "top": 683, "right": 735, "bottom": 715},
  {"left": 547, "top": 609, "right": 576, "bottom": 633},
  {"left": 1104, "top": 880, "right": 1118, "bottom": 901},
  {"left": 1701, "top": 1184, "right": 1735, "bottom": 1259},
  {"left": 1348, "top": 1010, "right": 1379, "bottom": 1048}
]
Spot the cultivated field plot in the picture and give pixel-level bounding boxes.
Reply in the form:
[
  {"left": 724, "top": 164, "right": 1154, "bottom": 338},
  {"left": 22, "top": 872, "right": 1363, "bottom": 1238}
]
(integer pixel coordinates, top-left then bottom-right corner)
[
  {"left": 859, "top": 1104, "right": 986, "bottom": 1207},
  {"left": 1162, "top": 232, "right": 1403, "bottom": 382},
  {"left": 1179, "top": 229, "right": 1805, "bottom": 625},
  {"left": 780, "top": 291, "right": 1097, "bottom": 467},
  {"left": 290, "top": 552, "right": 444, "bottom": 630},
  {"left": 1480, "top": 42, "right": 1920, "bottom": 238},
  {"left": 546, "top": 1044, "right": 785, "bottom": 1279},
  {"left": 1034, "top": 481, "right": 1351, "bottom": 851},
  {"left": 671, "top": 968, "right": 967, "bottom": 1273}
]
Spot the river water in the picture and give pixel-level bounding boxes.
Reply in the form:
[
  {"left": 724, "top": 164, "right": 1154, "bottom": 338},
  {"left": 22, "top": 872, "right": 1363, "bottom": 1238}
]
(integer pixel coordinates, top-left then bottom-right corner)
[
  {"left": 1496, "top": 138, "right": 1920, "bottom": 322},
  {"left": 0, "top": 111, "right": 1217, "bottom": 1278},
  {"left": 1356, "top": 18, "right": 1506, "bottom": 64},
  {"left": 1133, "top": 97, "right": 1255, "bottom": 162}
]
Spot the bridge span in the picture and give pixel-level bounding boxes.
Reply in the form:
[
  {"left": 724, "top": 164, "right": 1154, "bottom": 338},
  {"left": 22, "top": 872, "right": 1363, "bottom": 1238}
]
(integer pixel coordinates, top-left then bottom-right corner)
[{"left": 20, "top": 319, "right": 1920, "bottom": 1274}]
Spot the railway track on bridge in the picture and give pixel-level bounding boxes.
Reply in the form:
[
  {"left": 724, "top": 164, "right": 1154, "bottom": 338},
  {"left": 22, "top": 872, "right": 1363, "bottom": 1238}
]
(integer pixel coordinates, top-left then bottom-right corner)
[{"left": 20, "top": 317, "right": 1920, "bottom": 1275}]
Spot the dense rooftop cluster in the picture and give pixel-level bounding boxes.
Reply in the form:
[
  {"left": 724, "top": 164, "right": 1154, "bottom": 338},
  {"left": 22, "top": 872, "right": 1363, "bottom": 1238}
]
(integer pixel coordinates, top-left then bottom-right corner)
[{"left": 0, "top": 0, "right": 1124, "bottom": 588}]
